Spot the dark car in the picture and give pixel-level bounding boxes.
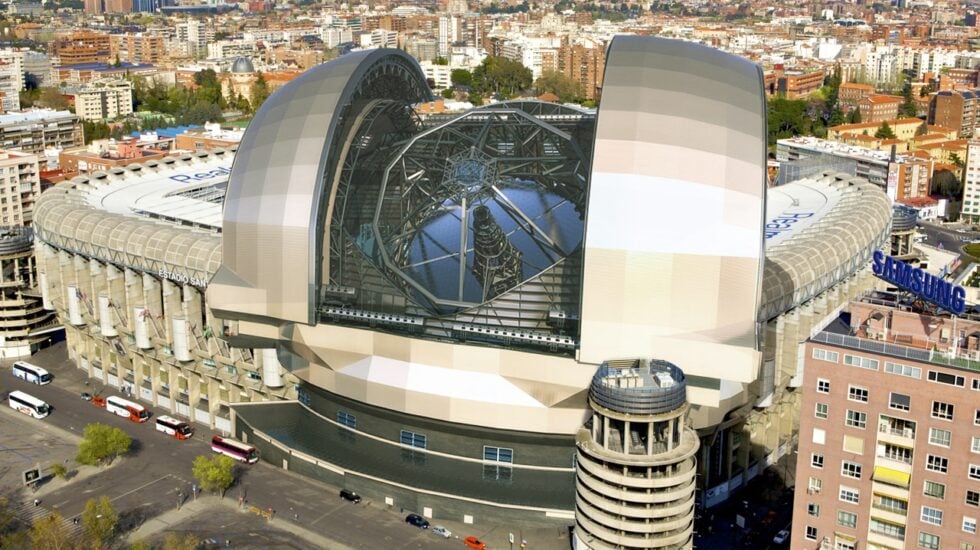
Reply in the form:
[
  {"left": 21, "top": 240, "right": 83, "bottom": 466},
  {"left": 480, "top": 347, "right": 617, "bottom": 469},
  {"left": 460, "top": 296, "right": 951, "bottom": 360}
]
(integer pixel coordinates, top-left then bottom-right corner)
[
  {"left": 405, "top": 513, "right": 429, "bottom": 529},
  {"left": 80, "top": 392, "right": 93, "bottom": 401},
  {"left": 339, "top": 489, "right": 361, "bottom": 503}
]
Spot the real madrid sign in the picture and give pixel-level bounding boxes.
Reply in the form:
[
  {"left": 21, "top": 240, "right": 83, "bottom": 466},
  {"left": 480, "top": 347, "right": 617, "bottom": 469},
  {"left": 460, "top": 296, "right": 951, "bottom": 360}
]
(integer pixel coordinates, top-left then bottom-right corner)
[{"left": 872, "top": 250, "right": 967, "bottom": 315}]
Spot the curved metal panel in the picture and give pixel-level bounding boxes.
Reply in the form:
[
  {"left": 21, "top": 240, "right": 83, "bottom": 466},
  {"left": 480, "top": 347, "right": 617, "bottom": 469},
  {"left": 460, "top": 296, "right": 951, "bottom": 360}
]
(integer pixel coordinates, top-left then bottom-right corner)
[
  {"left": 579, "top": 36, "right": 766, "bottom": 383},
  {"left": 210, "top": 48, "right": 432, "bottom": 325}
]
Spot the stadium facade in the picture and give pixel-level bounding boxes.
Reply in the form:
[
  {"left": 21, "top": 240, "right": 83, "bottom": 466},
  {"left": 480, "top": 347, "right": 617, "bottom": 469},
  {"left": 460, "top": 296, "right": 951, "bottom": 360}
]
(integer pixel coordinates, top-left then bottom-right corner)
[{"left": 33, "top": 37, "right": 893, "bottom": 538}]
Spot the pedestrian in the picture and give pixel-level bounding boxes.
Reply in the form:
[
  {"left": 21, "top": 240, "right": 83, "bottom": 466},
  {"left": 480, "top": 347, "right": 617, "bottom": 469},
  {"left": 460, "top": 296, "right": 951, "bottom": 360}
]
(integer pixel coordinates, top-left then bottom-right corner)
[
  {"left": 293, "top": 513, "right": 298, "bottom": 521},
  {"left": 33, "top": 499, "right": 39, "bottom": 507}
]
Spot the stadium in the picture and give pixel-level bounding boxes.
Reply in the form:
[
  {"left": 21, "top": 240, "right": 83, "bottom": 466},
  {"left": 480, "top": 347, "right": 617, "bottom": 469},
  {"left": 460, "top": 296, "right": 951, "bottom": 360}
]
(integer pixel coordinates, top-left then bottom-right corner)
[{"left": 33, "top": 37, "right": 892, "bottom": 546}]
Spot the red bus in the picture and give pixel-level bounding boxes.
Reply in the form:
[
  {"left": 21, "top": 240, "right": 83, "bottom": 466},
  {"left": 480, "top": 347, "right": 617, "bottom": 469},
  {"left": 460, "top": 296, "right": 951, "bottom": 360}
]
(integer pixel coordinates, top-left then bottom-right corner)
[
  {"left": 105, "top": 396, "right": 150, "bottom": 423},
  {"left": 155, "top": 415, "right": 193, "bottom": 440},
  {"left": 211, "top": 435, "right": 258, "bottom": 464}
]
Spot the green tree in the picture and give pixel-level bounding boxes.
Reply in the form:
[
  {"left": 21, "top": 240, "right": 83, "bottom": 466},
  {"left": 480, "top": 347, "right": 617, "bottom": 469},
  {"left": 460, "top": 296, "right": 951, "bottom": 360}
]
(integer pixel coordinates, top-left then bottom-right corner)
[
  {"left": 51, "top": 463, "right": 67, "bottom": 480},
  {"left": 899, "top": 77, "right": 918, "bottom": 117},
  {"left": 440, "top": 88, "right": 455, "bottom": 99},
  {"left": 76, "top": 423, "right": 132, "bottom": 466},
  {"left": 129, "top": 541, "right": 152, "bottom": 550},
  {"left": 192, "top": 454, "right": 236, "bottom": 497},
  {"left": 931, "top": 169, "right": 962, "bottom": 197},
  {"left": 471, "top": 56, "right": 533, "bottom": 98},
  {"left": 450, "top": 68, "right": 472, "bottom": 87},
  {"left": 249, "top": 73, "right": 270, "bottom": 113},
  {"left": 29, "top": 512, "right": 73, "bottom": 550},
  {"left": 847, "top": 108, "right": 862, "bottom": 123},
  {"left": 874, "top": 121, "right": 896, "bottom": 139},
  {"left": 82, "top": 120, "right": 111, "bottom": 144},
  {"left": 433, "top": 56, "right": 449, "bottom": 65},
  {"left": 81, "top": 496, "right": 117, "bottom": 548},
  {"left": 534, "top": 70, "right": 583, "bottom": 102},
  {"left": 767, "top": 97, "right": 809, "bottom": 146},
  {"left": 162, "top": 532, "right": 201, "bottom": 550}
]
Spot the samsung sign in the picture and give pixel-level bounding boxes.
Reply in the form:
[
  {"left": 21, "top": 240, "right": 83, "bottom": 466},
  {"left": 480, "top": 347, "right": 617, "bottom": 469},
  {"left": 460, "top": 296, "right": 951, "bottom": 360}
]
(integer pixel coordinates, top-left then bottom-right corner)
[{"left": 872, "top": 250, "right": 967, "bottom": 315}]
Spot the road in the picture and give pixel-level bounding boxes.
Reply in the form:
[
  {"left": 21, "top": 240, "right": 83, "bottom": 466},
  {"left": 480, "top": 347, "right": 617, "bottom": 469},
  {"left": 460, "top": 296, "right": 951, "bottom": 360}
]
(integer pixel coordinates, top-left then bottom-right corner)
[
  {"left": 1, "top": 345, "right": 485, "bottom": 549},
  {"left": 916, "top": 220, "right": 979, "bottom": 257}
]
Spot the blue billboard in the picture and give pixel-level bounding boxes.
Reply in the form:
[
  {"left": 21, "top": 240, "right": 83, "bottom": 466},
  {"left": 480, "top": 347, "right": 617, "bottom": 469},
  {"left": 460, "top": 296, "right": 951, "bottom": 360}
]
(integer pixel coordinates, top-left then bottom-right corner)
[{"left": 872, "top": 250, "right": 967, "bottom": 315}]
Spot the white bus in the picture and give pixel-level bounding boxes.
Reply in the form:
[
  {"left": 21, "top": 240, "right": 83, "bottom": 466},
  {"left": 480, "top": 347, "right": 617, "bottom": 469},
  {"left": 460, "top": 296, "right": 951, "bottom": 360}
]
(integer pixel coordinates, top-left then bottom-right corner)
[
  {"left": 155, "top": 415, "right": 193, "bottom": 440},
  {"left": 211, "top": 435, "right": 258, "bottom": 464},
  {"left": 8, "top": 390, "right": 50, "bottom": 419},
  {"left": 105, "top": 396, "right": 150, "bottom": 423},
  {"left": 12, "top": 362, "right": 52, "bottom": 385}
]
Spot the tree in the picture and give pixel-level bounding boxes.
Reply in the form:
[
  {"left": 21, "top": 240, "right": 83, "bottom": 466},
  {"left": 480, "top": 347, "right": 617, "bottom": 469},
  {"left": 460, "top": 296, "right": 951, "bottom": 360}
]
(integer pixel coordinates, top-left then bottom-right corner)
[
  {"left": 38, "top": 87, "right": 69, "bottom": 111},
  {"left": 130, "top": 541, "right": 152, "bottom": 550},
  {"left": 82, "top": 120, "right": 111, "bottom": 144},
  {"left": 81, "top": 496, "right": 117, "bottom": 548},
  {"left": 29, "top": 512, "right": 73, "bottom": 550},
  {"left": 899, "top": 77, "right": 918, "bottom": 118},
  {"left": 433, "top": 56, "right": 449, "bottom": 66},
  {"left": 767, "top": 97, "right": 809, "bottom": 146},
  {"left": 440, "top": 88, "right": 455, "bottom": 99},
  {"left": 162, "top": 533, "right": 201, "bottom": 550},
  {"left": 76, "top": 423, "right": 131, "bottom": 466},
  {"left": 249, "top": 73, "right": 270, "bottom": 113},
  {"left": 534, "top": 70, "right": 583, "bottom": 102},
  {"left": 931, "top": 169, "right": 962, "bottom": 197},
  {"left": 450, "top": 68, "right": 472, "bottom": 88},
  {"left": 51, "top": 463, "right": 67, "bottom": 480},
  {"left": 847, "top": 108, "right": 862, "bottom": 123},
  {"left": 874, "top": 121, "right": 896, "bottom": 139},
  {"left": 471, "top": 56, "right": 533, "bottom": 98},
  {"left": 192, "top": 454, "right": 236, "bottom": 497}
]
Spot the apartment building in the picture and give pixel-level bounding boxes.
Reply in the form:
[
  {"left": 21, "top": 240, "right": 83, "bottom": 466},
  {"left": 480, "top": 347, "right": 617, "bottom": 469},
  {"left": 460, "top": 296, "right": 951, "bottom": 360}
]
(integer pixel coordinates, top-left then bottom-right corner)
[
  {"left": 840, "top": 83, "right": 875, "bottom": 108},
  {"left": 70, "top": 79, "right": 133, "bottom": 121},
  {"left": 0, "top": 62, "right": 20, "bottom": 113},
  {"left": 0, "top": 110, "right": 83, "bottom": 155},
  {"left": 766, "top": 67, "right": 826, "bottom": 99},
  {"left": 960, "top": 140, "right": 980, "bottom": 223},
  {"left": 929, "top": 89, "right": 980, "bottom": 137},
  {"left": 0, "top": 149, "right": 40, "bottom": 226},
  {"left": 794, "top": 295, "right": 980, "bottom": 550},
  {"left": 111, "top": 33, "right": 166, "bottom": 65},
  {"left": 558, "top": 38, "right": 605, "bottom": 101},
  {"left": 859, "top": 95, "right": 903, "bottom": 124},
  {"left": 52, "top": 30, "right": 112, "bottom": 65}
]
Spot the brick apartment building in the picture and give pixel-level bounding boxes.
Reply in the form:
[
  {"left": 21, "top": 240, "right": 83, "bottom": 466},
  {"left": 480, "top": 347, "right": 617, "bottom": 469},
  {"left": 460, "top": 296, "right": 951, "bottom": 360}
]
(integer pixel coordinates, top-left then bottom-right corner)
[
  {"left": 51, "top": 30, "right": 111, "bottom": 65},
  {"left": 764, "top": 67, "right": 826, "bottom": 99},
  {"left": 859, "top": 95, "right": 903, "bottom": 124},
  {"left": 110, "top": 33, "right": 166, "bottom": 65},
  {"left": 794, "top": 294, "right": 980, "bottom": 550},
  {"left": 929, "top": 89, "right": 980, "bottom": 137},
  {"left": 558, "top": 38, "right": 605, "bottom": 101}
]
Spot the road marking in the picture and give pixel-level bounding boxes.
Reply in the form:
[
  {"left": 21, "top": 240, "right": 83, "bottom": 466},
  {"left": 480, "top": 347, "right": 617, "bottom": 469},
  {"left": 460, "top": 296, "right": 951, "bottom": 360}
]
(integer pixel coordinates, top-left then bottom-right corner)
[
  {"left": 310, "top": 506, "right": 340, "bottom": 525},
  {"left": 110, "top": 474, "right": 173, "bottom": 503}
]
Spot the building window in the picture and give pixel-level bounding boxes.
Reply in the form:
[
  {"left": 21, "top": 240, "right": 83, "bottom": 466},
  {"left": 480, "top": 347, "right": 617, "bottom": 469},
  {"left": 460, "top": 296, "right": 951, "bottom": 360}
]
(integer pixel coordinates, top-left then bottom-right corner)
[
  {"left": 973, "top": 379, "right": 980, "bottom": 391},
  {"left": 965, "top": 517, "right": 978, "bottom": 534},
  {"left": 483, "top": 446, "right": 514, "bottom": 463},
  {"left": 975, "top": 409, "right": 980, "bottom": 426},
  {"left": 921, "top": 506, "right": 944, "bottom": 525},
  {"left": 973, "top": 436, "right": 980, "bottom": 454},
  {"left": 399, "top": 430, "right": 427, "bottom": 449},
  {"left": 918, "top": 532, "right": 940, "bottom": 550},
  {"left": 808, "top": 503, "right": 820, "bottom": 516},
  {"left": 885, "top": 362, "right": 921, "bottom": 378},
  {"left": 841, "top": 461, "right": 862, "bottom": 479},
  {"left": 811, "top": 454, "right": 824, "bottom": 468},
  {"left": 813, "top": 428, "right": 826, "bottom": 445},
  {"left": 968, "top": 490, "right": 980, "bottom": 507},
  {"left": 843, "top": 354, "right": 879, "bottom": 370},
  {"left": 928, "top": 427, "right": 951, "bottom": 447},
  {"left": 873, "top": 494, "right": 908, "bottom": 515},
  {"left": 970, "top": 464, "right": 980, "bottom": 481},
  {"left": 815, "top": 403, "right": 829, "bottom": 419},
  {"left": 336, "top": 410, "right": 356, "bottom": 429},
  {"left": 848, "top": 386, "right": 869, "bottom": 403},
  {"left": 812, "top": 348, "right": 840, "bottom": 362},
  {"left": 928, "top": 370, "right": 965, "bottom": 387},
  {"left": 846, "top": 410, "right": 867, "bottom": 429},
  {"left": 842, "top": 434, "right": 864, "bottom": 455},
  {"left": 808, "top": 477, "right": 823, "bottom": 494},
  {"left": 926, "top": 455, "right": 949, "bottom": 474},
  {"left": 805, "top": 526, "right": 817, "bottom": 541},
  {"left": 932, "top": 401, "right": 954, "bottom": 421},
  {"left": 839, "top": 486, "right": 859, "bottom": 504},
  {"left": 837, "top": 510, "right": 857, "bottom": 528},
  {"left": 817, "top": 378, "right": 830, "bottom": 393},
  {"left": 870, "top": 518, "right": 905, "bottom": 540},
  {"left": 890, "top": 392, "right": 911, "bottom": 411},
  {"left": 924, "top": 481, "right": 946, "bottom": 500}
]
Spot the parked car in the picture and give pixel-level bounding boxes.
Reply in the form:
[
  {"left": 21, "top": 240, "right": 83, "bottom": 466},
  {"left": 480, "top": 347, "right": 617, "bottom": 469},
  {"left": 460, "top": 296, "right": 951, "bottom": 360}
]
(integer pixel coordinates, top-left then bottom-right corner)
[
  {"left": 464, "top": 536, "right": 487, "bottom": 550},
  {"left": 339, "top": 489, "right": 361, "bottom": 503},
  {"left": 773, "top": 529, "right": 790, "bottom": 544},
  {"left": 80, "top": 392, "right": 93, "bottom": 401},
  {"left": 91, "top": 396, "right": 106, "bottom": 407},
  {"left": 405, "top": 513, "right": 429, "bottom": 529},
  {"left": 432, "top": 525, "right": 451, "bottom": 538}
]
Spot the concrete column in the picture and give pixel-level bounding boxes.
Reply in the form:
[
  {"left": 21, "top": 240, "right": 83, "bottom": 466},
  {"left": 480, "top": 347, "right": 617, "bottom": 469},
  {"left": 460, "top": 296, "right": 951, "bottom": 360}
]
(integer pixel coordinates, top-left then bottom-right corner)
[
  {"left": 142, "top": 273, "right": 162, "bottom": 340},
  {"left": 602, "top": 415, "right": 610, "bottom": 450}
]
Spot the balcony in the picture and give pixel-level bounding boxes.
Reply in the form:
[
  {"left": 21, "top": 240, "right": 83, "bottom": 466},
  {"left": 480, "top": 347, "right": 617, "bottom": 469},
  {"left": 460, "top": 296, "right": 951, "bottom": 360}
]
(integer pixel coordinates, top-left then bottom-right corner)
[{"left": 877, "top": 423, "right": 915, "bottom": 447}]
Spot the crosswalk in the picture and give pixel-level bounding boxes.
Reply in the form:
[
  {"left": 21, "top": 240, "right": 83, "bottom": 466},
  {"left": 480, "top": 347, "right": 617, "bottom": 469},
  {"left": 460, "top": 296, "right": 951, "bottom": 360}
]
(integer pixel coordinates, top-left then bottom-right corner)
[{"left": 10, "top": 495, "right": 84, "bottom": 539}]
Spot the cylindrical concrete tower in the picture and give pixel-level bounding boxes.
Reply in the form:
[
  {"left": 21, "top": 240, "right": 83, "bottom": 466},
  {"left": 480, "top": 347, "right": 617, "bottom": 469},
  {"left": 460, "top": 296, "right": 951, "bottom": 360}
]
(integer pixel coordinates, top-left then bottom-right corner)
[{"left": 575, "top": 359, "right": 700, "bottom": 550}]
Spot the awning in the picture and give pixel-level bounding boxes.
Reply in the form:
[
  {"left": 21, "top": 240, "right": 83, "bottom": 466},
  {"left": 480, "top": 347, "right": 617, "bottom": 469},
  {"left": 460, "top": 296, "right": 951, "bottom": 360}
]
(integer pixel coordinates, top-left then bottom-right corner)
[
  {"left": 873, "top": 466, "right": 911, "bottom": 488},
  {"left": 835, "top": 532, "right": 857, "bottom": 542}
]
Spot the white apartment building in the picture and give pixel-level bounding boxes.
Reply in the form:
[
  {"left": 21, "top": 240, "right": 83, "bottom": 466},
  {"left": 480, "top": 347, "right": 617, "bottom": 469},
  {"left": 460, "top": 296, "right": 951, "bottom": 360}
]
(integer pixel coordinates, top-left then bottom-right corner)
[
  {"left": 71, "top": 79, "right": 134, "bottom": 121},
  {"left": 862, "top": 46, "right": 898, "bottom": 85},
  {"left": 320, "top": 28, "right": 354, "bottom": 49},
  {"left": 962, "top": 140, "right": 980, "bottom": 223},
  {"left": 0, "top": 63, "right": 20, "bottom": 113},
  {"left": 0, "top": 149, "right": 40, "bottom": 226},
  {"left": 438, "top": 15, "right": 460, "bottom": 58},
  {"left": 419, "top": 60, "right": 452, "bottom": 89},
  {"left": 207, "top": 40, "right": 257, "bottom": 61},
  {"left": 174, "top": 21, "right": 212, "bottom": 59},
  {"left": 360, "top": 30, "right": 398, "bottom": 49},
  {"left": 0, "top": 49, "right": 25, "bottom": 93}
]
